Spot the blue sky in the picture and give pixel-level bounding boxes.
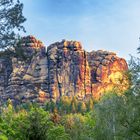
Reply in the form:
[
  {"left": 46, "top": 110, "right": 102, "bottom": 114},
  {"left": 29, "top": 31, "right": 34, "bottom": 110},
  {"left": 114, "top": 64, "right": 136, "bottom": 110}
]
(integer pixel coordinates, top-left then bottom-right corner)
[{"left": 20, "top": 0, "right": 140, "bottom": 60}]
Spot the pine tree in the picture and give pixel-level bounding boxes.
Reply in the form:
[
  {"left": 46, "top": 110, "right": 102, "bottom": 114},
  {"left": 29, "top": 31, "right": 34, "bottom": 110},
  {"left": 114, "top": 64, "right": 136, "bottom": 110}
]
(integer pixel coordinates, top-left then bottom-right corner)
[
  {"left": 71, "top": 102, "right": 76, "bottom": 113},
  {"left": 80, "top": 102, "right": 87, "bottom": 113},
  {"left": 87, "top": 98, "right": 94, "bottom": 111},
  {"left": 0, "top": 0, "right": 26, "bottom": 49}
]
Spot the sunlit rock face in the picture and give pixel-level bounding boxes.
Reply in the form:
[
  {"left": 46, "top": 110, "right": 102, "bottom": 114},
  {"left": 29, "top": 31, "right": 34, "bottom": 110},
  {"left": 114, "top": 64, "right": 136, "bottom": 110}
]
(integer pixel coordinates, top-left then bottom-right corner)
[
  {"left": 47, "top": 40, "right": 91, "bottom": 100},
  {"left": 0, "top": 36, "right": 49, "bottom": 104},
  {"left": 0, "top": 36, "right": 129, "bottom": 104},
  {"left": 87, "top": 50, "right": 128, "bottom": 100}
]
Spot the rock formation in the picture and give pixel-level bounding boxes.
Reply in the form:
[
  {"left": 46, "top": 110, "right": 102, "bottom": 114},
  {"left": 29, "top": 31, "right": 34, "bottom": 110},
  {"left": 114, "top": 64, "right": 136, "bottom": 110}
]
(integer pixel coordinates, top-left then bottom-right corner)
[{"left": 0, "top": 36, "right": 129, "bottom": 104}]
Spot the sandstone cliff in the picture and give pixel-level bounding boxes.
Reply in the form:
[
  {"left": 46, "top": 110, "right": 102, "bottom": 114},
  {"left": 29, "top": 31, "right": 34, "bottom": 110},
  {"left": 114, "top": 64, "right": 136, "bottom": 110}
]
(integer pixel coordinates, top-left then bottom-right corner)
[{"left": 0, "top": 36, "right": 128, "bottom": 104}]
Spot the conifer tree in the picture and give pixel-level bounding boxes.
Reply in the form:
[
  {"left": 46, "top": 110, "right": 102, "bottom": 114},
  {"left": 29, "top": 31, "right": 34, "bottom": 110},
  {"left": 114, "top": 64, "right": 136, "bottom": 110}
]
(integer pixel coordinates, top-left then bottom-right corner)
[{"left": 0, "top": 0, "right": 26, "bottom": 49}]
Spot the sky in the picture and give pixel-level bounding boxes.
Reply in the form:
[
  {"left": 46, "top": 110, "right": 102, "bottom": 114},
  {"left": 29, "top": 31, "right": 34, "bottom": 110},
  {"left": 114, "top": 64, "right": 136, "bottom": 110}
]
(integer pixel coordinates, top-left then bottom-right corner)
[{"left": 20, "top": 0, "right": 140, "bottom": 60}]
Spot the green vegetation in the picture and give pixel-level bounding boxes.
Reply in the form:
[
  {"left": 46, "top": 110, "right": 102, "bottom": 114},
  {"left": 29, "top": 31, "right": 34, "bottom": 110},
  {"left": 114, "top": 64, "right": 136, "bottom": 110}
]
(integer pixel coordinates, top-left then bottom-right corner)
[
  {"left": 0, "top": 86, "right": 139, "bottom": 140},
  {"left": 0, "top": 52, "right": 139, "bottom": 140},
  {"left": 0, "top": 0, "right": 26, "bottom": 49},
  {"left": 45, "top": 96, "right": 94, "bottom": 114}
]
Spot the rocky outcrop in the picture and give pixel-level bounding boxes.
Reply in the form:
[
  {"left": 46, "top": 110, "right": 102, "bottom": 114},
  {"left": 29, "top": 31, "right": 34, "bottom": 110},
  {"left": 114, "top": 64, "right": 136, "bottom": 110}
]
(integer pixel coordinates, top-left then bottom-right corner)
[
  {"left": 87, "top": 50, "right": 128, "bottom": 99},
  {"left": 47, "top": 40, "right": 91, "bottom": 100},
  {"left": 0, "top": 36, "right": 49, "bottom": 104},
  {"left": 0, "top": 36, "right": 129, "bottom": 104},
  {"left": 0, "top": 58, "right": 12, "bottom": 98}
]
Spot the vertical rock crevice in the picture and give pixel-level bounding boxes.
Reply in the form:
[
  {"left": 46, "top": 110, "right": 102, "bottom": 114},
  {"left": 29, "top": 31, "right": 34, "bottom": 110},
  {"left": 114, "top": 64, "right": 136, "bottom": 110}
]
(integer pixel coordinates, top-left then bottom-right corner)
[{"left": 0, "top": 36, "right": 129, "bottom": 104}]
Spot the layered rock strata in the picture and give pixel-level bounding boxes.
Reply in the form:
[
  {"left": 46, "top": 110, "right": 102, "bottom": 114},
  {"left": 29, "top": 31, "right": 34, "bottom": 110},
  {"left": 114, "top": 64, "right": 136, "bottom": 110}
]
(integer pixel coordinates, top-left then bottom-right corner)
[{"left": 0, "top": 36, "right": 128, "bottom": 104}]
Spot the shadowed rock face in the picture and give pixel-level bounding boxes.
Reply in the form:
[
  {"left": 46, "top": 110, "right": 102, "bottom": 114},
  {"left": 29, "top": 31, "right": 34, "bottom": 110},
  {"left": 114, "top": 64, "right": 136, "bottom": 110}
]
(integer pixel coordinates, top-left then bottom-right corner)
[
  {"left": 47, "top": 40, "right": 91, "bottom": 100},
  {"left": 0, "top": 36, "right": 129, "bottom": 104}
]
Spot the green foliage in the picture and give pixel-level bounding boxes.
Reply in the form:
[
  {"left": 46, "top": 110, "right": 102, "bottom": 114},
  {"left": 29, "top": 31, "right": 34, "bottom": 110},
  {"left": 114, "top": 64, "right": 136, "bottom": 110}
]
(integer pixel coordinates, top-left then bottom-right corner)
[
  {"left": 0, "top": 101, "right": 95, "bottom": 140},
  {"left": 87, "top": 98, "right": 94, "bottom": 111},
  {"left": 0, "top": 0, "right": 26, "bottom": 49},
  {"left": 92, "top": 53, "right": 140, "bottom": 140},
  {"left": 45, "top": 96, "right": 94, "bottom": 114},
  {"left": 26, "top": 107, "right": 52, "bottom": 140},
  {"left": 93, "top": 93, "right": 125, "bottom": 140},
  {"left": 61, "top": 113, "right": 95, "bottom": 140},
  {"left": 0, "top": 88, "right": 140, "bottom": 140},
  {"left": 14, "top": 40, "right": 27, "bottom": 60},
  {"left": 47, "top": 125, "right": 70, "bottom": 140},
  {"left": 0, "top": 135, "right": 8, "bottom": 140},
  {"left": 79, "top": 102, "right": 87, "bottom": 113}
]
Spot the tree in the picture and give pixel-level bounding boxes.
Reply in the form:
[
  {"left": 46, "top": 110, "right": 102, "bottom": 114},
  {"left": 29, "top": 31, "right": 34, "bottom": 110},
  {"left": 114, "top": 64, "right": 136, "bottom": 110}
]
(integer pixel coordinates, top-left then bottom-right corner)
[
  {"left": 60, "top": 96, "right": 71, "bottom": 113},
  {"left": 93, "top": 51, "right": 140, "bottom": 140},
  {"left": 71, "top": 102, "right": 76, "bottom": 113},
  {"left": 69, "top": 97, "right": 78, "bottom": 113},
  {"left": 47, "top": 125, "right": 70, "bottom": 140},
  {"left": 61, "top": 113, "right": 95, "bottom": 140},
  {"left": 93, "top": 93, "right": 125, "bottom": 140},
  {"left": 129, "top": 55, "right": 140, "bottom": 91},
  {"left": 121, "top": 53, "right": 140, "bottom": 139},
  {"left": 138, "top": 38, "right": 140, "bottom": 53},
  {"left": 0, "top": 0, "right": 26, "bottom": 49},
  {"left": 87, "top": 98, "right": 94, "bottom": 111},
  {"left": 79, "top": 102, "right": 87, "bottom": 113},
  {"left": 0, "top": 102, "right": 28, "bottom": 140},
  {"left": 26, "top": 107, "right": 53, "bottom": 140},
  {"left": 51, "top": 108, "right": 61, "bottom": 124}
]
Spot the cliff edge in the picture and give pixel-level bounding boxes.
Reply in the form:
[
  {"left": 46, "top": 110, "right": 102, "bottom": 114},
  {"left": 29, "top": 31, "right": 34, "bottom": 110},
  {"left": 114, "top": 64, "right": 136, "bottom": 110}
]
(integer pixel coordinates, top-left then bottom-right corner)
[{"left": 0, "top": 36, "right": 129, "bottom": 104}]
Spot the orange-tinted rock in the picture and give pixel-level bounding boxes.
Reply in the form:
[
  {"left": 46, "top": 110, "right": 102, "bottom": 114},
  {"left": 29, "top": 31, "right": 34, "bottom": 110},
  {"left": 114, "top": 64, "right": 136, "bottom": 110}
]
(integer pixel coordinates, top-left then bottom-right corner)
[
  {"left": 0, "top": 36, "right": 129, "bottom": 104},
  {"left": 38, "top": 90, "right": 47, "bottom": 102},
  {"left": 88, "top": 50, "right": 129, "bottom": 99},
  {"left": 47, "top": 40, "right": 91, "bottom": 100}
]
